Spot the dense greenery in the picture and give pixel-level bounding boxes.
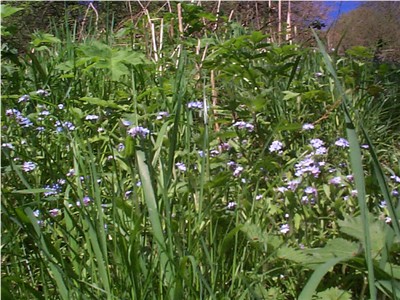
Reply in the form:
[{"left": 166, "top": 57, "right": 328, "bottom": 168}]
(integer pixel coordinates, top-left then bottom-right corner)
[{"left": 1, "top": 3, "right": 400, "bottom": 299}]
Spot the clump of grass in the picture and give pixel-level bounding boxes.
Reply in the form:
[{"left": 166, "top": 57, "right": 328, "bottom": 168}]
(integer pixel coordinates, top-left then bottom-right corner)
[{"left": 2, "top": 3, "right": 399, "bottom": 299}]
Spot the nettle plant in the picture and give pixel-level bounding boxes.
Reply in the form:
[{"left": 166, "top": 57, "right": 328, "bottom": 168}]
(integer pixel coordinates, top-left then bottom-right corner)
[{"left": 1, "top": 3, "right": 400, "bottom": 299}]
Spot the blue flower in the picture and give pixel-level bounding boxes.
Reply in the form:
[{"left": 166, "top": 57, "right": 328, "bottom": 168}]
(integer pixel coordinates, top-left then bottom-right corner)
[
  {"left": 128, "top": 126, "right": 150, "bottom": 138},
  {"left": 175, "top": 162, "right": 187, "bottom": 172},
  {"left": 302, "top": 123, "right": 314, "bottom": 130},
  {"left": 335, "top": 138, "right": 349, "bottom": 148},
  {"left": 22, "top": 161, "right": 37, "bottom": 172},
  {"left": 187, "top": 101, "right": 203, "bottom": 109},
  {"left": 18, "top": 94, "right": 30, "bottom": 103},
  {"left": 233, "top": 121, "right": 254, "bottom": 132},
  {"left": 310, "top": 138, "right": 324, "bottom": 149},
  {"left": 156, "top": 111, "right": 169, "bottom": 120},
  {"left": 269, "top": 140, "right": 283, "bottom": 153},
  {"left": 85, "top": 114, "right": 99, "bottom": 121}
]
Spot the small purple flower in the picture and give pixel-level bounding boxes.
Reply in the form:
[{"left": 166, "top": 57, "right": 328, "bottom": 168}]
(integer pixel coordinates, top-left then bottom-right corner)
[
  {"left": 276, "top": 186, "right": 288, "bottom": 193},
  {"left": 58, "top": 104, "right": 64, "bottom": 110},
  {"left": 233, "top": 121, "right": 254, "bottom": 132},
  {"left": 335, "top": 138, "right": 349, "bottom": 148},
  {"left": 392, "top": 190, "right": 399, "bottom": 197},
  {"left": 287, "top": 179, "right": 301, "bottom": 191},
  {"left": 39, "top": 110, "right": 50, "bottom": 116},
  {"left": 55, "top": 120, "right": 75, "bottom": 132},
  {"left": 280, "top": 224, "right": 290, "bottom": 234},
  {"left": 125, "top": 190, "right": 133, "bottom": 199},
  {"left": 304, "top": 186, "right": 317, "bottom": 195},
  {"left": 329, "top": 176, "right": 342, "bottom": 185},
  {"left": 36, "top": 89, "right": 50, "bottom": 97},
  {"left": 310, "top": 138, "right": 324, "bottom": 149},
  {"left": 49, "top": 208, "right": 61, "bottom": 217},
  {"left": 361, "top": 144, "right": 369, "bottom": 149},
  {"left": 227, "top": 161, "right": 237, "bottom": 168},
  {"left": 121, "top": 119, "right": 132, "bottom": 127},
  {"left": 187, "top": 101, "right": 203, "bottom": 109},
  {"left": 233, "top": 165, "right": 244, "bottom": 177},
  {"left": 117, "top": 143, "right": 125, "bottom": 152},
  {"left": 198, "top": 150, "right": 205, "bottom": 157},
  {"left": 6, "top": 108, "right": 21, "bottom": 117},
  {"left": 351, "top": 190, "right": 358, "bottom": 197},
  {"left": 226, "top": 201, "right": 237, "bottom": 210},
  {"left": 219, "top": 142, "right": 231, "bottom": 152},
  {"left": 85, "top": 114, "right": 99, "bottom": 121},
  {"left": 175, "top": 162, "right": 187, "bottom": 172},
  {"left": 379, "top": 200, "right": 387, "bottom": 208},
  {"left": 210, "top": 149, "right": 220, "bottom": 157},
  {"left": 33, "top": 210, "right": 40, "bottom": 217},
  {"left": 390, "top": 175, "right": 400, "bottom": 183},
  {"left": 2, "top": 143, "right": 14, "bottom": 149},
  {"left": 315, "top": 146, "right": 327, "bottom": 155},
  {"left": 22, "top": 161, "right": 37, "bottom": 172},
  {"left": 136, "top": 181, "right": 141, "bottom": 187},
  {"left": 77, "top": 196, "right": 91, "bottom": 207},
  {"left": 128, "top": 126, "right": 150, "bottom": 138},
  {"left": 66, "top": 169, "right": 75, "bottom": 177},
  {"left": 269, "top": 140, "right": 283, "bottom": 153},
  {"left": 44, "top": 184, "right": 62, "bottom": 196},
  {"left": 255, "top": 194, "right": 263, "bottom": 201},
  {"left": 302, "top": 123, "right": 314, "bottom": 131},
  {"left": 156, "top": 111, "right": 169, "bottom": 120},
  {"left": 346, "top": 174, "right": 354, "bottom": 182},
  {"left": 18, "top": 94, "right": 30, "bottom": 103}
]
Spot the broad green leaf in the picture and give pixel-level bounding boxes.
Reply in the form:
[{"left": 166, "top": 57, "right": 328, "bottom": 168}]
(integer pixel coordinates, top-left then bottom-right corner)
[
  {"left": 315, "top": 287, "right": 352, "bottom": 300},
  {"left": 338, "top": 214, "right": 387, "bottom": 258},
  {"left": 283, "top": 91, "right": 300, "bottom": 101},
  {"left": 0, "top": 5, "right": 23, "bottom": 19},
  {"left": 298, "top": 257, "right": 344, "bottom": 300}
]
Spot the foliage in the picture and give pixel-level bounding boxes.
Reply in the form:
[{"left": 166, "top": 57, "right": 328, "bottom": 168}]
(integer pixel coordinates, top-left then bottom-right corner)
[
  {"left": 328, "top": 2, "right": 400, "bottom": 62},
  {"left": 1, "top": 3, "right": 400, "bottom": 300}
]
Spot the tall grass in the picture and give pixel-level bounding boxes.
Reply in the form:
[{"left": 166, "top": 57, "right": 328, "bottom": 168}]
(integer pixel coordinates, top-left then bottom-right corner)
[{"left": 2, "top": 3, "right": 400, "bottom": 299}]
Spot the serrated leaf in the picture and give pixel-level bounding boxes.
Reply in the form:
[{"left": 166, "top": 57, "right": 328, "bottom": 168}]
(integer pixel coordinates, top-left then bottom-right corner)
[{"left": 338, "top": 214, "right": 387, "bottom": 258}]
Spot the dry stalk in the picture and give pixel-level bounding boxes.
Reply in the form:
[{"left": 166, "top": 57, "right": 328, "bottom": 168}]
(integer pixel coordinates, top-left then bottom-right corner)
[
  {"left": 177, "top": 3, "right": 184, "bottom": 36},
  {"left": 78, "top": 2, "right": 99, "bottom": 41},
  {"left": 211, "top": 70, "right": 220, "bottom": 133}
]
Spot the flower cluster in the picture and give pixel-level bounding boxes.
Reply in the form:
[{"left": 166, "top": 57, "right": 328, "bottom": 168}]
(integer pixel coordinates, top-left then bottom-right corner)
[
  {"left": 232, "top": 121, "right": 254, "bottom": 132},
  {"left": 269, "top": 140, "right": 283, "bottom": 154},
  {"left": 187, "top": 101, "right": 203, "bottom": 109},
  {"left": 156, "top": 111, "right": 169, "bottom": 120},
  {"left": 128, "top": 126, "right": 150, "bottom": 138},
  {"left": 227, "top": 161, "right": 244, "bottom": 177},
  {"left": 6, "top": 108, "right": 33, "bottom": 128},
  {"left": 55, "top": 120, "right": 76, "bottom": 132}
]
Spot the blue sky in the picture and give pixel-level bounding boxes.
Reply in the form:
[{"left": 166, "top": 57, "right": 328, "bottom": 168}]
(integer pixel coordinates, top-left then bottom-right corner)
[{"left": 323, "top": 1, "right": 363, "bottom": 21}]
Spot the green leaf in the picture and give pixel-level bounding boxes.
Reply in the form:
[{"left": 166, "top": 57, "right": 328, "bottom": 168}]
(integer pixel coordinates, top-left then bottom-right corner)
[
  {"left": 12, "top": 188, "right": 50, "bottom": 194},
  {"left": 283, "top": 91, "right": 301, "bottom": 101},
  {"left": 0, "top": 5, "right": 23, "bottom": 19},
  {"left": 77, "top": 41, "right": 151, "bottom": 81},
  {"left": 315, "top": 287, "right": 352, "bottom": 300},
  {"left": 298, "top": 257, "right": 344, "bottom": 300},
  {"left": 77, "top": 97, "right": 127, "bottom": 111},
  {"left": 338, "top": 214, "right": 387, "bottom": 258}
]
